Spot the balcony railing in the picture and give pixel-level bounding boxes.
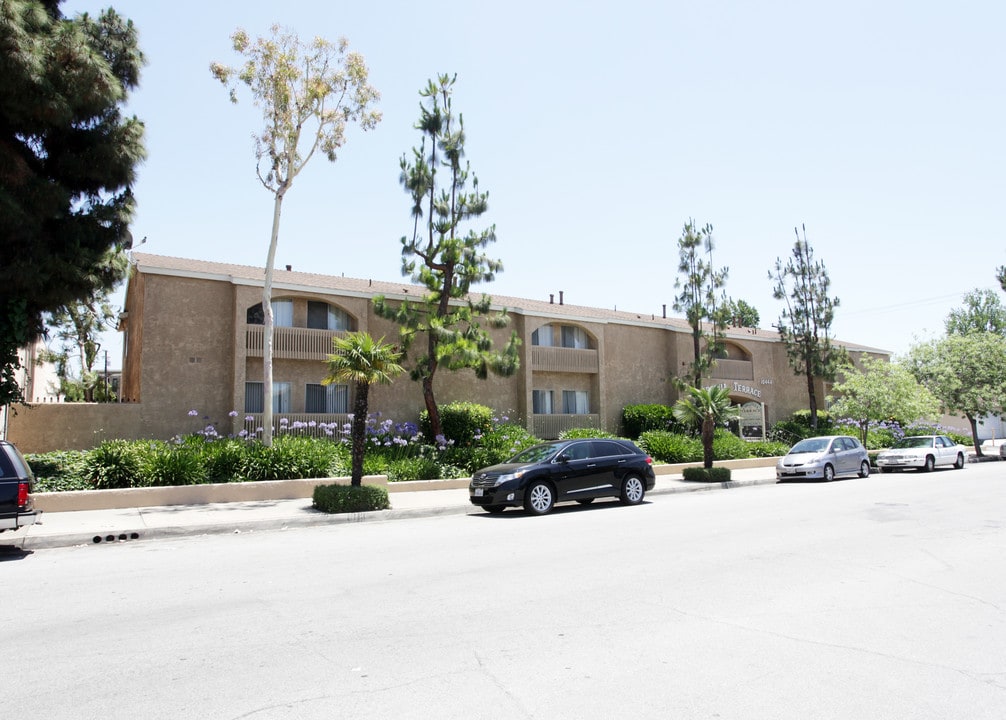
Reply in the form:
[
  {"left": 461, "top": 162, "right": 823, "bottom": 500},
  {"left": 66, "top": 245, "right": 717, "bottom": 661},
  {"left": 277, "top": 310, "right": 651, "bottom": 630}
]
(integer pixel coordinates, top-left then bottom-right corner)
[
  {"left": 246, "top": 325, "right": 347, "bottom": 361},
  {"left": 532, "top": 413, "right": 601, "bottom": 440},
  {"left": 242, "top": 413, "right": 351, "bottom": 440},
  {"left": 530, "top": 346, "right": 599, "bottom": 374},
  {"left": 709, "top": 358, "right": 754, "bottom": 381}
]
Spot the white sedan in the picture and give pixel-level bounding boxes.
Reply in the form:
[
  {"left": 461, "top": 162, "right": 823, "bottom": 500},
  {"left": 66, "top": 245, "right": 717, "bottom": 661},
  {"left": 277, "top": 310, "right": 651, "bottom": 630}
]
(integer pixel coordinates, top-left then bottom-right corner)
[{"left": 876, "top": 435, "right": 966, "bottom": 473}]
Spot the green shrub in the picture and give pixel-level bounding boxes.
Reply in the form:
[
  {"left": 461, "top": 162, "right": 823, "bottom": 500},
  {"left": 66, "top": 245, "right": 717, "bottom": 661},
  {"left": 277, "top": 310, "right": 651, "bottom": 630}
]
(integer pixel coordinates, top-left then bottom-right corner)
[
  {"left": 746, "top": 440, "right": 790, "bottom": 458},
  {"left": 313, "top": 483, "right": 390, "bottom": 513},
  {"left": 25, "top": 450, "right": 90, "bottom": 493},
  {"left": 242, "top": 436, "right": 340, "bottom": 481},
  {"left": 473, "top": 423, "right": 540, "bottom": 467},
  {"left": 420, "top": 401, "right": 494, "bottom": 447},
  {"left": 559, "top": 427, "right": 620, "bottom": 440},
  {"left": 84, "top": 440, "right": 146, "bottom": 489},
  {"left": 143, "top": 442, "right": 208, "bottom": 486},
  {"left": 711, "top": 429, "right": 752, "bottom": 460},
  {"left": 200, "top": 439, "right": 249, "bottom": 483},
  {"left": 387, "top": 455, "right": 443, "bottom": 482},
  {"left": 682, "top": 466, "right": 732, "bottom": 482},
  {"left": 622, "top": 404, "right": 681, "bottom": 439},
  {"left": 638, "top": 431, "right": 702, "bottom": 463},
  {"left": 769, "top": 410, "right": 834, "bottom": 444}
]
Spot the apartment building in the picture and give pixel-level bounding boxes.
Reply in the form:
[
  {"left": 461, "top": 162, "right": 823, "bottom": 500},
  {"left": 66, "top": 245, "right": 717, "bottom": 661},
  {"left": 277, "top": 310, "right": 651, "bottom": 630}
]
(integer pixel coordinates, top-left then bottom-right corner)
[{"left": 7, "top": 252, "right": 887, "bottom": 451}]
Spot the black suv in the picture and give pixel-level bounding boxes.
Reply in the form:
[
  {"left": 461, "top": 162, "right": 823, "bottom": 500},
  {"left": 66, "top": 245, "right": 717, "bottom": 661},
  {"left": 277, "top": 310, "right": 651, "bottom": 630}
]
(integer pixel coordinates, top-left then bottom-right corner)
[
  {"left": 0, "top": 440, "right": 39, "bottom": 534},
  {"left": 469, "top": 438, "right": 656, "bottom": 515}
]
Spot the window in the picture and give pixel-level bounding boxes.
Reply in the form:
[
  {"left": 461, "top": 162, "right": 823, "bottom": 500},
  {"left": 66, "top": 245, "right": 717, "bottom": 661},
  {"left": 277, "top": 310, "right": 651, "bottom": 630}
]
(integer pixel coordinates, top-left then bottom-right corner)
[
  {"left": 305, "top": 383, "right": 348, "bottom": 413},
  {"left": 531, "top": 325, "right": 554, "bottom": 347},
  {"left": 307, "top": 301, "right": 352, "bottom": 331},
  {"left": 532, "top": 324, "right": 591, "bottom": 348},
  {"left": 245, "top": 381, "right": 291, "bottom": 413},
  {"left": 561, "top": 325, "right": 589, "bottom": 349},
  {"left": 562, "top": 390, "right": 590, "bottom": 414},
  {"left": 532, "top": 389, "right": 554, "bottom": 414},
  {"left": 246, "top": 299, "right": 294, "bottom": 327}
]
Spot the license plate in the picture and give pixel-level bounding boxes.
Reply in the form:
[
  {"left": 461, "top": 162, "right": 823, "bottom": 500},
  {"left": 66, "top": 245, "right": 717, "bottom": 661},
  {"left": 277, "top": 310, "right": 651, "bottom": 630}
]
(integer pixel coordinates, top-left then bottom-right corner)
[{"left": 473, "top": 488, "right": 484, "bottom": 497}]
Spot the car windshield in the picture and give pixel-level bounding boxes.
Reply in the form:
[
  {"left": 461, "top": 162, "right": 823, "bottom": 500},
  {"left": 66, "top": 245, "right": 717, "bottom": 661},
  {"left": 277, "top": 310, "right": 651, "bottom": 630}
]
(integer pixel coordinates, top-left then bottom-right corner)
[
  {"left": 507, "top": 443, "right": 563, "bottom": 464},
  {"left": 788, "top": 438, "right": 831, "bottom": 454},
  {"left": 892, "top": 437, "right": 934, "bottom": 449}
]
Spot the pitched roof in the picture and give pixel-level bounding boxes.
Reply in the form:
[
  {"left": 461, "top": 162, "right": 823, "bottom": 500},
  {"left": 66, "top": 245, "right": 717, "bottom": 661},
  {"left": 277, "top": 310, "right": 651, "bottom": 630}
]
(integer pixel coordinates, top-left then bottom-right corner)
[{"left": 130, "top": 252, "right": 888, "bottom": 353}]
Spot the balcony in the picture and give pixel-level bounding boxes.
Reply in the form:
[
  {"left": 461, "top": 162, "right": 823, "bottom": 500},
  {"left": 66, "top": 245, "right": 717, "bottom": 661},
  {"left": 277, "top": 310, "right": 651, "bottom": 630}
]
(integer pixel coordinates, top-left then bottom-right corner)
[
  {"left": 709, "top": 358, "right": 754, "bottom": 381},
  {"left": 531, "top": 346, "right": 599, "bottom": 374},
  {"left": 532, "top": 413, "right": 601, "bottom": 440},
  {"left": 246, "top": 325, "right": 347, "bottom": 361}
]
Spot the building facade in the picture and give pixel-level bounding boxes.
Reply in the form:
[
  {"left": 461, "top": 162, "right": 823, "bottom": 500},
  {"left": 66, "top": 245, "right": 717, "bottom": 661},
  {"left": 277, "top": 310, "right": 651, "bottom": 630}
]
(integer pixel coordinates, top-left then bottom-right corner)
[{"left": 8, "top": 253, "right": 888, "bottom": 452}]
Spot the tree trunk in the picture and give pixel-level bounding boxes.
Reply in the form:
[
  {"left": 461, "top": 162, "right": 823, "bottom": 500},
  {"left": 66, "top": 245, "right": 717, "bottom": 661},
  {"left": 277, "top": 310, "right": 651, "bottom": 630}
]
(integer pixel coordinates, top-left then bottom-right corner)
[
  {"left": 350, "top": 382, "right": 370, "bottom": 486},
  {"left": 805, "top": 367, "right": 818, "bottom": 429},
  {"left": 422, "top": 375, "right": 440, "bottom": 440},
  {"left": 967, "top": 413, "right": 982, "bottom": 456},
  {"left": 261, "top": 186, "right": 287, "bottom": 447},
  {"left": 702, "top": 417, "right": 714, "bottom": 469}
]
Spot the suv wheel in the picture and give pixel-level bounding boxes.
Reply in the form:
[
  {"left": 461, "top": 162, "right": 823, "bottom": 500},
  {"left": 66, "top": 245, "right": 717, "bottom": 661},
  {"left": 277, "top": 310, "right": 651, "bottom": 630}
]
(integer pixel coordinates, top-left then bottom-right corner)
[
  {"left": 620, "top": 475, "right": 645, "bottom": 505},
  {"left": 523, "top": 481, "right": 555, "bottom": 515}
]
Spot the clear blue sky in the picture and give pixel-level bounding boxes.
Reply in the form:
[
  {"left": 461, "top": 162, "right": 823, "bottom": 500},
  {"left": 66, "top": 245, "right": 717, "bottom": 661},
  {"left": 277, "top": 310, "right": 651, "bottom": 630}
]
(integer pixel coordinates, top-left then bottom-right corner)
[{"left": 64, "top": 0, "right": 1006, "bottom": 365}]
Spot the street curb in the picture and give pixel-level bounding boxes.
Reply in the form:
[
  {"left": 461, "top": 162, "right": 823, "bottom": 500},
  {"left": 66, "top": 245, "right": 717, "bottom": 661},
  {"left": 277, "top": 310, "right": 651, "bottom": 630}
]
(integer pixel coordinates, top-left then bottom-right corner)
[{"left": 18, "top": 476, "right": 779, "bottom": 551}]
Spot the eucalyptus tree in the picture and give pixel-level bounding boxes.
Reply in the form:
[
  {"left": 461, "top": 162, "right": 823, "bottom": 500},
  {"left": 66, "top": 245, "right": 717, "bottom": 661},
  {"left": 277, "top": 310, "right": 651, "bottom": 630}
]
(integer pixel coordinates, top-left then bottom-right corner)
[
  {"left": 827, "top": 357, "right": 939, "bottom": 446},
  {"left": 373, "top": 74, "right": 519, "bottom": 440},
  {"left": 211, "top": 26, "right": 381, "bottom": 445},
  {"left": 322, "top": 332, "right": 404, "bottom": 486},
  {"left": 672, "top": 220, "right": 729, "bottom": 388},
  {"left": 1, "top": 0, "right": 144, "bottom": 405},
  {"left": 769, "top": 225, "right": 846, "bottom": 429},
  {"left": 672, "top": 385, "right": 740, "bottom": 469}
]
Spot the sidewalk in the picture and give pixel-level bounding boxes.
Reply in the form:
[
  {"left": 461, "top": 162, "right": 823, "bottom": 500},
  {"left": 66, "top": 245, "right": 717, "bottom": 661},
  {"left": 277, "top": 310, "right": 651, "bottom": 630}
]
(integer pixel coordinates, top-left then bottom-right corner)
[{"left": 9, "top": 466, "right": 779, "bottom": 550}]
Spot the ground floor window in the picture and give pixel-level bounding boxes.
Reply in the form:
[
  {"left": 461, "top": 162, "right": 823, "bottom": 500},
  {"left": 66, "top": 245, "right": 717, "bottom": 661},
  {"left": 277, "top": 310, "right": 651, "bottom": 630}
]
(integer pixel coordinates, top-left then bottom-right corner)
[
  {"left": 562, "top": 390, "right": 590, "bottom": 414},
  {"left": 245, "top": 381, "right": 291, "bottom": 413},
  {"left": 532, "top": 389, "right": 554, "bottom": 414},
  {"left": 305, "top": 383, "right": 348, "bottom": 413}
]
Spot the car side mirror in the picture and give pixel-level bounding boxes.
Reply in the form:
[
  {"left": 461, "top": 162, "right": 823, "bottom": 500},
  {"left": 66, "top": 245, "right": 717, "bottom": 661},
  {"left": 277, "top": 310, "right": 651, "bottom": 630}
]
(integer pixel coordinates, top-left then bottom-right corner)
[{"left": 558, "top": 452, "right": 571, "bottom": 463}]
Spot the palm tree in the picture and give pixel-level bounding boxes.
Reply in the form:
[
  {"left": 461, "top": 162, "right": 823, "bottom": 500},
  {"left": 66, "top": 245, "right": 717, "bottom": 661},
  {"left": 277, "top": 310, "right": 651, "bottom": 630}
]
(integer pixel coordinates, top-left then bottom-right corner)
[
  {"left": 323, "top": 332, "right": 404, "bottom": 486},
  {"left": 672, "top": 385, "right": 741, "bottom": 469}
]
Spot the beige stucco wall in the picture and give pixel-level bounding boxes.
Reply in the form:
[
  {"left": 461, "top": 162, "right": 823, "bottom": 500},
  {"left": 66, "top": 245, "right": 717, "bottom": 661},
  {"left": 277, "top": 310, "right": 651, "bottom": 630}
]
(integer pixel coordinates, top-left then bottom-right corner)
[{"left": 7, "top": 261, "right": 891, "bottom": 452}]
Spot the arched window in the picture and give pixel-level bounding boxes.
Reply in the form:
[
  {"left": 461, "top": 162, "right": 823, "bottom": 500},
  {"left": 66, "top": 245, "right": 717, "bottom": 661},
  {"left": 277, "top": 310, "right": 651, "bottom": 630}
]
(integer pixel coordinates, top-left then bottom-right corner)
[
  {"left": 307, "top": 301, "right": 352, "bottom": 331},
  {"left": 246, "top": 299, "right": 293, "bottom": 327},
  {"left": 531, "top": 323, "right": 593, "bottom": 349}
]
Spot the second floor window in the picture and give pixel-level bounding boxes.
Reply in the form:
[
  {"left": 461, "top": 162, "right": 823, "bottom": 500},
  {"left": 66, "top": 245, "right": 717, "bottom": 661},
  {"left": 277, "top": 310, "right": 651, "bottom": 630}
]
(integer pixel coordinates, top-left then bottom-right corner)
[
  {"left": 246, "top": 299, "right": 293, "bottom": 327},
  {"left": 307, "top": 301, "right": 351, "bottom": 331},
  {"left": 531, "top": 324, "right": 591, "bottom": 349}
]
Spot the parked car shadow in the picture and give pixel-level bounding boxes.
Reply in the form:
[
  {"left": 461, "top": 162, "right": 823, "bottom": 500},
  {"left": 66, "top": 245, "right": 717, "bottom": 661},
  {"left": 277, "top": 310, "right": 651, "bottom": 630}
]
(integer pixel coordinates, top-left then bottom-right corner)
[
  {"left": 470, "top": 498, "right": 652, "bottom": 518},
  {"left": 0, "top": 544, "right": 33, "bottom": 561}
]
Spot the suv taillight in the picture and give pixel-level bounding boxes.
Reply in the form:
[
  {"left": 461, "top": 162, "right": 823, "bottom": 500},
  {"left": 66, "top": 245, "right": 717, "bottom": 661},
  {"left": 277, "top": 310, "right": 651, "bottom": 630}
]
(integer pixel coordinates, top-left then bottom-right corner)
[{"left": 17, "top": 480, "right": 30, "bottom": 508}]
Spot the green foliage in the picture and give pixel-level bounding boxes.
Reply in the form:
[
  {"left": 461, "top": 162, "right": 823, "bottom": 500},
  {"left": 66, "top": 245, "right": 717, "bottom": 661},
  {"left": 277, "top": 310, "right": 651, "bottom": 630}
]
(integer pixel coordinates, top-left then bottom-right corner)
[
  {"left": 639, "top": 431, "right": 702, "bottom": 463},
  {"left": 828, "top": 357, "right": 939, "bottom": 445},
  {"left": 711, "top": 429, "right": 751, "bottom": 460},
  {"left": 559, "top": 427, "right": 620, "bottom": 440},
  {"left": 945, "top": 288, "right": 1006, "bottom": 336},
  {"left": 84, "top": 440, "right": 146, "bottom": 489},
  {"left": 672, "top": 219, "right": 728, "bottom": 387},
  {"left": 386, "top": 456, "right": 443, "bottom": 482},
  {"left": 143, "top": 442, "right": 208, "bottom": 487},
  {"left": 372, "top": 74, "right": 520, "bottom": 439},
  {"left": 1, "top": 5, "right": 145, "bottom": 405},
  {"left": 242, "top": 436, "right": 340, "bottom": 481},
  {"left": 769, "top": 410, "right": 834, "bottom": 443},
  {"left": 25, "top": 450, "right": 90, "bottom": 493},
  {"left": 470, "top": 422, "right": 538, "bottom": 467},
  {"left": 622, "top": 404, "right": 681, "bottom": 438},
  {"left": 200, "top": 439, "right": 249, "bottom": 483},
  {"left": 746, "top": 441, "right": 790, "bottom": 458},
  {"left": 769, "top": 225, "right": 847, "bottom": 427},
  {"left": 682, "top": 466, "right": 732, "bottom": 482},
  {"left": 420, "top": 401, "right": 495, "bottom": 447},
  {"left": 312, "top": 484, "right": 390, "bottom": 514}
]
